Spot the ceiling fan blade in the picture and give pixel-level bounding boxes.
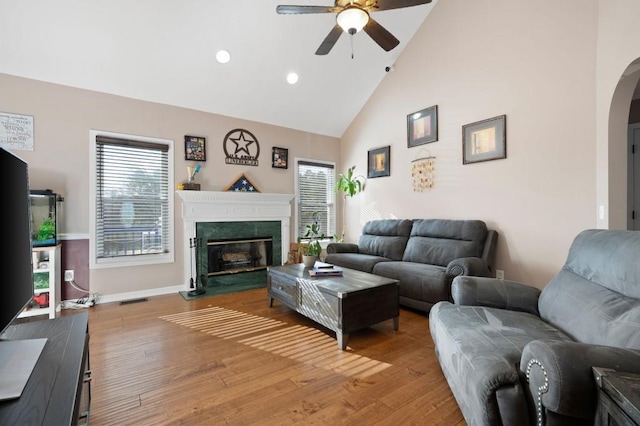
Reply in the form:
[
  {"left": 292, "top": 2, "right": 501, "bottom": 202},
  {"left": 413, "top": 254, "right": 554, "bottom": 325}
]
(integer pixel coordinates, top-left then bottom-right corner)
[
  {"left": 371, "top": 0, "right": 432, "bottom": 12},
  {"left": 276, "top": 5, "right": 339, "bottom": 14},
  {"left": 363, "top": 18, "right": 399, "bottom": 51},
  {"left": 316, "top": 25, "right": 343, "bottom": 55}
]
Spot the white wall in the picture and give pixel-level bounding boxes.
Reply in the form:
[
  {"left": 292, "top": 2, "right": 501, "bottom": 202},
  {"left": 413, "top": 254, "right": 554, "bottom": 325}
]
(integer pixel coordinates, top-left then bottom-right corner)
[{"left": 339, "top": 0, "right": 599, "bottom": 288}]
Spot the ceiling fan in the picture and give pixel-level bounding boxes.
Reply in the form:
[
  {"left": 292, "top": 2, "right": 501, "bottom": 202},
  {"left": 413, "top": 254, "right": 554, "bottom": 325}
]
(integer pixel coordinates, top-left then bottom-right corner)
[{"left": 276, "top": 0, "right": 433, "bottom": 55}]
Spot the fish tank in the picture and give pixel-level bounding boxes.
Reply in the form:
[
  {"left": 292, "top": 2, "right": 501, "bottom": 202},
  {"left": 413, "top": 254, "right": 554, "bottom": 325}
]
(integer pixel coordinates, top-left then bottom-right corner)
[{"left": 30, "top": 189, "right": 64, "bottom": 247}]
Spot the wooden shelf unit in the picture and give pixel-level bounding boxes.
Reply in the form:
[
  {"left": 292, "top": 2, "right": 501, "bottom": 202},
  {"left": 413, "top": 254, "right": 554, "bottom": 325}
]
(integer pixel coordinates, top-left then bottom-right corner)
[{"left": 20, "top": 244, "right": 61, "bottom": 319}]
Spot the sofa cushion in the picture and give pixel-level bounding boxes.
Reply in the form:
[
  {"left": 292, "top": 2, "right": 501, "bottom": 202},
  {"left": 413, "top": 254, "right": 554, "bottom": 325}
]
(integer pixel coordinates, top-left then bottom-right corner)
[
  {"left": 373, "top": 261, "right": 449, "bottom": 306},
  {"left": 323, "top": 253, "right": 391, "bottom": 274},
  {"left": 357, "top": 219, "right": 412, "bottom": 261},
  {"left": 403, "top": 219, "right": 488, "bottom": 266},
  {"left": 429, "top": 301, "right": 572, "bottom": 426},
  {"left": 539, "top": 230, "right": 640, "bottom": 349}
]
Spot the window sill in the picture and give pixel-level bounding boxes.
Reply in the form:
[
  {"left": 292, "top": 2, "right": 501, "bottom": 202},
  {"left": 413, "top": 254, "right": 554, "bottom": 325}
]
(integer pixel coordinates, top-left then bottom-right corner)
[{"left": 91, "top": 252, "right": 174, "bottom": 269}]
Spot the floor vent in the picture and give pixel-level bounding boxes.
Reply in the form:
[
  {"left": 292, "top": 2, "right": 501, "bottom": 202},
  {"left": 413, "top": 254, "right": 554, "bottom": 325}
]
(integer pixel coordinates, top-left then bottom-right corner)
[{"left": 119, "top": 298, "right": 148, "bottom": 305}]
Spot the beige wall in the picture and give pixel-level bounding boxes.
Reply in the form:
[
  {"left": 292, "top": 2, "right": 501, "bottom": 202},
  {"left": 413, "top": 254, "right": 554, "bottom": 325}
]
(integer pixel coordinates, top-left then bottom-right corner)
[
  {"left": 4, "top": 0, "right": 639, "bottom": 296},
  {"left": 340, "top": 0, "right": 599, "bottom": 288},
  {"left": 0, "top": 74, "right": 339, "bottom": 297}
]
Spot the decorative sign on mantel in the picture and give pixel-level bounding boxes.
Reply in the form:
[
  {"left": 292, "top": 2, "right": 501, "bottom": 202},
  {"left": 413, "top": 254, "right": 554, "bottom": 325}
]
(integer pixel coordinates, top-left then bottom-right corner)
[{"left": 0, "top": 112, "right": 34, "bottom": 151}]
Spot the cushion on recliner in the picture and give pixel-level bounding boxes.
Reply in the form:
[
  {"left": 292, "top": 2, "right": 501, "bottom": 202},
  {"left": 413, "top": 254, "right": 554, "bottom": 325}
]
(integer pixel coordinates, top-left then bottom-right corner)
[
  {"left": 373, "top": 261, "right": 448, "bottom": 304},
  {"left": 357, "top": 219, "right": 412, "bottom": 261},
  {"left": 403, "top": 219, "right": 488, "bottom": 266},
  {"left": 429, "top": 302, "right": 572, "bottom": 426},
  {"left": 323, "top": 252, "right": 390, "bottom": 274},
  {"left": 538, "top": 229, "right": 640, "bottom": 349}
]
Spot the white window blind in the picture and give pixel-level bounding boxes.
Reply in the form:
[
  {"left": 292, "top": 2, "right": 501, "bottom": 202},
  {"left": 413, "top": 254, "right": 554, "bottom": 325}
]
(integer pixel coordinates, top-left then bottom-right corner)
[
  {"left": 296, "top": 160, "right": 336, "bottom": 240},
  {"left": 95, "top": 136, "right": 170, "bottom": 260}
]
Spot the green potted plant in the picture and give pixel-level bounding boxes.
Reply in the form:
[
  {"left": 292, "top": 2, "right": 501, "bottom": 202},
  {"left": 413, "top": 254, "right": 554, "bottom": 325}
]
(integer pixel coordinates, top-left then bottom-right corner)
[
  {"left": 334, "top": 165, "right": 366, "bottom": 242},
  {"left": 299, "top": 212, "right": 324, "bottom": 267}
]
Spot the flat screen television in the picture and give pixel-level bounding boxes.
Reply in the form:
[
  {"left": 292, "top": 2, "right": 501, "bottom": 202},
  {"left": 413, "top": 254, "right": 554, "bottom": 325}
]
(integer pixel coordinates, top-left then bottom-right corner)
[{"left": 0, "top": 147, "right": 47, "bottom": 401}]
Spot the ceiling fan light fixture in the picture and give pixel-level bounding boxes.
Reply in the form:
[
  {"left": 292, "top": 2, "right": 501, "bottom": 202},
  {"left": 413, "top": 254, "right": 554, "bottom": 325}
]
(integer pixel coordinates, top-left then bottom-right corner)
[{"left": 336, "top": 6, "right": 369, "bottom": 34}]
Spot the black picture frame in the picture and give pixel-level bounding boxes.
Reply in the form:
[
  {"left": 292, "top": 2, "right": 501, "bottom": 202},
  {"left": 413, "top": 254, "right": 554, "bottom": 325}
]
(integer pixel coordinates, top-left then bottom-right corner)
[
  {"left": 368, "top": 146, "right": 391, "bottom": 178},
  {"left": 462, "top": 115, "right": 507, "bottom": 164},
  {"left": 185, "top": 135, "right": 206, "bottom": 161},
  {"left": 272, "top": 146, "right": 288, "bottom": 169},
  {"left": 407, "top": 105, "right": 438, "bottom": 147}
]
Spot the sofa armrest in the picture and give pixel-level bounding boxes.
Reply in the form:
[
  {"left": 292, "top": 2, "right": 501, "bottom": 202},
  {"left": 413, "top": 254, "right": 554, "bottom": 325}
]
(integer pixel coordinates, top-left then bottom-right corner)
[
  {"left": 451, "top": 276, "right": 541, "bottom": 315},
  {"left": 326, "top": 242, "right": 359, "bottom": 254},
  {"left": 521, "top": 340, "right": 640, "bottom": 422},
  {"left": 446, "top": 257, "right": 491, "bottom": 279}
]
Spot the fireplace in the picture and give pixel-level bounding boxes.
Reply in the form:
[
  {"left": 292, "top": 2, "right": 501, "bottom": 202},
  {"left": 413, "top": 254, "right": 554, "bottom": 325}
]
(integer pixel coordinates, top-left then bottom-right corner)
[
  {"left": 177, "top": 191, "right": 294, "bottom": 290},
  {"left": 207, "top": 236, "right": 273, "bottom": 275},
  {"left": 196, "top": 220, "right": 281, "bottom": 284}
]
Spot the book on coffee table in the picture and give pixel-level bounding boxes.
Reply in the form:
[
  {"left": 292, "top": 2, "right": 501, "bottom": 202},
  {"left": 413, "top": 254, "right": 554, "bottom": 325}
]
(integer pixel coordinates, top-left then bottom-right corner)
[
  {"left": 309, "top": 269, "right": 343, "bottom": 277},
  {"left": 310, "top": 261, "right": 343, "bottom": 276},
  {"left": 313, "top": 260, "right": 335, "bottom": 269}
]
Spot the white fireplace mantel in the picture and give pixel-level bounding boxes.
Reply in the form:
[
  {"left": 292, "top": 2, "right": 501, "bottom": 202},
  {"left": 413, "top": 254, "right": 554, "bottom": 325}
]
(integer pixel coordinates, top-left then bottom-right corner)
[{"left": 176, "top": 190, "right": 294, "bottom": 289}]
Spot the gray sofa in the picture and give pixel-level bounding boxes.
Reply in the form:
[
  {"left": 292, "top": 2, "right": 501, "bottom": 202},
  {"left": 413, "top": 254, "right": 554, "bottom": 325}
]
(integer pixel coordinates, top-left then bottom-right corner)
[
  {"left": 429, "top": 229, "right": 640, "bottom": 426},
  {"left": 325, "top": 218, "right": 498, "bottom": 311}
]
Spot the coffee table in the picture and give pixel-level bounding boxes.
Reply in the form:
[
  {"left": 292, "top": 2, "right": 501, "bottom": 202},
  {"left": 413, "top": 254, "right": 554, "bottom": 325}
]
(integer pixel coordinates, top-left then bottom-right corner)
[{"left": 267, "top": 263, "right": 399, "bottom": 350}]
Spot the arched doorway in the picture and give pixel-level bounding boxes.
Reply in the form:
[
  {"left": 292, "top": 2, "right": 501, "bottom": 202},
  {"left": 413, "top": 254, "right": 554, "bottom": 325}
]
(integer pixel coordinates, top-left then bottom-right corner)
[
  {"left": 628, "top": 79, "right": 640, "bottom": 230},
  {"left": 607, "top": 58, "right": 640, "bottom": 230}
]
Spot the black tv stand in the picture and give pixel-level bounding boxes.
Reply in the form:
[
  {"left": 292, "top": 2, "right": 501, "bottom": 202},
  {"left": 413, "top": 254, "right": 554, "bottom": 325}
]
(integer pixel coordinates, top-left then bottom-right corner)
[
  {"left": 0, "top": 337, "right": 47, "bottom": 401},
  {"left": 0, "top": 312, "right": 90, "bottom": 425}
]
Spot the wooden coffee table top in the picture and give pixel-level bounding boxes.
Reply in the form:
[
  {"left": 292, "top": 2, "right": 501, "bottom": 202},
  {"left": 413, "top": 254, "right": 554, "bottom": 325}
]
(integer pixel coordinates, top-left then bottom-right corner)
[{"left": 268, "top": 263, "right": 398, "bottom": 298}]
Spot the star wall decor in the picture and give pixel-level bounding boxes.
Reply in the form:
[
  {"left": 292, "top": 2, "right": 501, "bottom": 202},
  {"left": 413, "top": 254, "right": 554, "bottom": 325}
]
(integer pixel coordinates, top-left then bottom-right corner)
[{"left": 223, "top": 128, "right": 260, "bottom": 166}]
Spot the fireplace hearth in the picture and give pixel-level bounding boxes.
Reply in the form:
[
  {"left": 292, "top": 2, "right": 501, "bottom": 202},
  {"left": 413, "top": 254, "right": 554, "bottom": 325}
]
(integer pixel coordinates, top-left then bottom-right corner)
[{"left": 196, "top": 221, "right": 280, "bottom": 287}]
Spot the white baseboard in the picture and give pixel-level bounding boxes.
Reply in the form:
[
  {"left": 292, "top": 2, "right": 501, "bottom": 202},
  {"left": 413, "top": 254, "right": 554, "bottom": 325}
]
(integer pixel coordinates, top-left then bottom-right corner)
[{"left": 63, "top": 285, "right": 184, "bottom": 306}]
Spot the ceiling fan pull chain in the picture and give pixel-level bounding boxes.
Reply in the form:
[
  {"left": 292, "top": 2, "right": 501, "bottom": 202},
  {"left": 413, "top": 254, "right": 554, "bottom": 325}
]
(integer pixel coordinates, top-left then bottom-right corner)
[{"left": 350, "top": 35, "right": 355, "bottom": 59}]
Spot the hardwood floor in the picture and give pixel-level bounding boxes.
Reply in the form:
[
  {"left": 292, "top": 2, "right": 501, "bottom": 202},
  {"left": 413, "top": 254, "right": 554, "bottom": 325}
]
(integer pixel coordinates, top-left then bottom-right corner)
[{"left": 78, "top": 288, "right": 465, "bottom": 425}]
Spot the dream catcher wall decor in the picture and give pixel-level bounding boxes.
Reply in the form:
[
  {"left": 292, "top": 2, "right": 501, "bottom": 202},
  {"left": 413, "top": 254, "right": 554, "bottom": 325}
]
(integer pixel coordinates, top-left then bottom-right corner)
[{"left": 411, "top": 149, "right": 435, "bottom": 192}]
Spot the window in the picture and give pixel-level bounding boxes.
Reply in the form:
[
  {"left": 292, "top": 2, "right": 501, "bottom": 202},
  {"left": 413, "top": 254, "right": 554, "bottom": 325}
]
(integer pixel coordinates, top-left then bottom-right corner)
[
  {"left": 295, "top": 159, "right": 336, "bottom": 241},
  {"left": 90, "top": 131, "right": 174, "bottom": 268}
]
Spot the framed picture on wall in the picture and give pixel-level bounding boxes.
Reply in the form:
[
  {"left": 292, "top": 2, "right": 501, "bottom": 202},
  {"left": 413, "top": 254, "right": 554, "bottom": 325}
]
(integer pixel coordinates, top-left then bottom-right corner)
[
  {"left": 272, "top": 146, "right": 288, "bottom": 169},
  {"left": 462, "top": 114, "right": 507, "bottom": 164},
  {"left": 407, "top": 105, "right": 438, "bottom": 147},
  {"left": 368, "top": 145, "right": 391, "bottom": 178},
  {"left": 185, "top": 135, "right": 206, "bottom": 161}
]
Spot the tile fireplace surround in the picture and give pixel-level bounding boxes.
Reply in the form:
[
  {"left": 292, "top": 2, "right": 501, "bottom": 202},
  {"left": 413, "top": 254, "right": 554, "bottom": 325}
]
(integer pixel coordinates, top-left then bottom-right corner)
[{"left": 176, "top": 190, "right": 294, "bottom": 291}]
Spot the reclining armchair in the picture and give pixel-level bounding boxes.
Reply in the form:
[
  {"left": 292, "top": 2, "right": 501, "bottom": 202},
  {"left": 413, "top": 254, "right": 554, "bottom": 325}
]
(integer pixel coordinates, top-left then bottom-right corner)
[{"left": 429, "top": 229, "right": 640, "bottom": 425}]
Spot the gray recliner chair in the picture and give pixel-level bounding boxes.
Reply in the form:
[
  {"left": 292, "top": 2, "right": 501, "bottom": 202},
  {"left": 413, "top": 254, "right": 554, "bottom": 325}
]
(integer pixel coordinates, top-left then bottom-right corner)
[{"left": 429, "top": 229, "right": 640, "bottom": 426}]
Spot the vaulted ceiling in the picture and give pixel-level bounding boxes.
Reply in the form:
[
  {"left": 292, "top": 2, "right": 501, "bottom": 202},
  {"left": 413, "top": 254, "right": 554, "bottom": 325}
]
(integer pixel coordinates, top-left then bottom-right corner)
[{"left": 0, "top": 0, "right": 435, "bottom": 137}]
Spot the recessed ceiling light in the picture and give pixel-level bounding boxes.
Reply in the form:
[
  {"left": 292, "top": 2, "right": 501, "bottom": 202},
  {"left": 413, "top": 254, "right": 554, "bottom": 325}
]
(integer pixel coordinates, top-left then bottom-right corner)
[
  {"left": 287, "top": 72, "right": 299, "bottom": 85},
  {"left": 216, "top": 50, "right": 231, "bottom": 64}
]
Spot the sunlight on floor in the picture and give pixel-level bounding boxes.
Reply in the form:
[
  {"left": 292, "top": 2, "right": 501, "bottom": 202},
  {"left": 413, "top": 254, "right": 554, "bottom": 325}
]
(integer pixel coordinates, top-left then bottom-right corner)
[
  {"left": 159, "top": 307, "right": 391, "bottom": 379},
  {"left": 160, "top": 306, "right": 286, "bottom": 339}
]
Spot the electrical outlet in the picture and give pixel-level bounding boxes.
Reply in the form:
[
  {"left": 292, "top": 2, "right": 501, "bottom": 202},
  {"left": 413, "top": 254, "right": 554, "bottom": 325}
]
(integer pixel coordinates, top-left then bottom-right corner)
[
  {"left": 64, "top": 270, "right": 74, "bottom": 282},
  {"left": 496, "top": 269, "right": 505, "bottom": 280}
]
